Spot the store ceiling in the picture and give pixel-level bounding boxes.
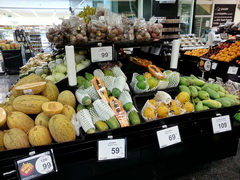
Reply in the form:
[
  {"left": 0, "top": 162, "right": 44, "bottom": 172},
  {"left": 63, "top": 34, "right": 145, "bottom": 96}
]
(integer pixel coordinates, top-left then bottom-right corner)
[{"left": 0, "top": 0, "right": 83, "bottom": 19}]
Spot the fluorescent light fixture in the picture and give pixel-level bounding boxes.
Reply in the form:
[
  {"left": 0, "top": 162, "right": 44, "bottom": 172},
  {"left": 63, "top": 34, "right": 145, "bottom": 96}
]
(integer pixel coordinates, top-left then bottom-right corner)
[
  {"left": 31, "top": 9, "right": 39, "bottom": 18},
  {"left": 6, "top": 9, "right": 22, "bottom": 17}
]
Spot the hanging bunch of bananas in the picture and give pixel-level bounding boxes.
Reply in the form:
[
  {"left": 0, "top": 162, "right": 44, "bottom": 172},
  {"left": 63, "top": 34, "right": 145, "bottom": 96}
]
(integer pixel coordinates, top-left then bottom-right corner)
[{"left": 77, "top": 5, "right": 96, "bottom": 23}]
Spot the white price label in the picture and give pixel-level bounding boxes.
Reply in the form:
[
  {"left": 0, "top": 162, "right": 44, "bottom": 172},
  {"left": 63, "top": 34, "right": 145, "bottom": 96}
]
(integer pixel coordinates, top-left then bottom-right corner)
[
  {"left": 212, "top": 115, "right": 232, "bottom": 134},
  {"left": 156, "top": 126, "right": 181, "bottom": 149},
  {"left": 150, "top": 47, "right": 161, "bottom": 55},
  {"left": 98, "top": 138, "right": 126, "bottom": 161},
  {"left": 91, "top": 46, "right": 113, "bottom": 62},
  {"left": 35, "top": 155, "right": 54, "bottom": 174},
  {"left": 204, "top": 60, "right": 212, "bottom": 71},
  {"left": 211, "top": 62, "right": 218, "bottom": 70},
  {"left": 227, "top": 66, "right": 239, "bottom": 75},
  {"left": 23, "top": 89, "right": 34, "bottom": 95},
  {"left": 16, "top": 150, "right": 57, "bottom": 180},
  {"left": 141, "top": 46, "right": 150, "bottom": 53}
]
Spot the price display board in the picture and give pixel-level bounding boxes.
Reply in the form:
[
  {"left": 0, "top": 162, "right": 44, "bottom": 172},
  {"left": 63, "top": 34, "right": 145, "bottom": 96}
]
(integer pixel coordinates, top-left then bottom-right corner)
[
  {"left": 15, "top": 150, "right": 57, "bottom": 180},
  {"left": 141, "top": 46, "right": 150, "bottom": 53},
  {"left": 91, "top": 46, "right": 113, "bottom": 62},
  {"left": 227, "top": 66, "right": 239, "bottom": 75},
  {"left": 98, "top": 138, "right": 126, "bottom": 161},
  {"left": 150, "top": 47, "right": 161, "bottom": 55},
  {"left": 211, "top": 115, "right": 232, "bottom": 134},
  {"left": 156, "top": 126, "right": 181, "bottom": 149},
  {"left": 211, "top": 62, "right": 218, "bottom": 70}
]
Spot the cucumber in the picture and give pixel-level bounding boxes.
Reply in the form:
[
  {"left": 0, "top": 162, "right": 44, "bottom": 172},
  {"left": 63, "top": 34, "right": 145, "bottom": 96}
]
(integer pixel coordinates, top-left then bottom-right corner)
[
  {"left": 128, "top": 111, "right": 141, "bottom": 125},
  {"left": 106, "top": 116, "right": 120, "bottom": 129}
]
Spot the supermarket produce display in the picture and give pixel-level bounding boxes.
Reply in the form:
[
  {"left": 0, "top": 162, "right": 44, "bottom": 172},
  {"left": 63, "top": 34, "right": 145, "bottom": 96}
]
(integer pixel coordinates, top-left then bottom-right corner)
[{"left": 1, "top": 5, "right": 240, "bottom": 180}]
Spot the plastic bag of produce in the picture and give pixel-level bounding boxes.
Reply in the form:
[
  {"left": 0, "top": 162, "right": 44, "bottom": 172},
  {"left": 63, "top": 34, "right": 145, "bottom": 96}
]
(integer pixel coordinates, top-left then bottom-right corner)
[
  {"left": 68, "top": 16, "right": 88, "bottom": 44},
  {"left": 121, "top": 15, "right": 134, "bottom": 41},
  {"left": 88, "top": 18, "right": 108, "bottom": 42},
  {"left": 134, "top": 18, "right": 151, "bottom": 41},
  {"left": 106, "top": 13, "right": 123, "bottom": 42},
  {"left": 147, "top": 16, "right": 163, "bottom": 41},
  {"left": 95, "top": 3, "right": 110, "bottom": 17}
]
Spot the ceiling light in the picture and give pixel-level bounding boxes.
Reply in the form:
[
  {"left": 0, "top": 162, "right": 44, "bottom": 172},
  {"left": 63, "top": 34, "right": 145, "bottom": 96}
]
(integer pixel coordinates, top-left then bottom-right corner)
[
  {"left": 6, "top": 9, "right": 22, "bottom": 18},
  {"left": 31, "top": 10, "right": 39, "bottom": 18}
]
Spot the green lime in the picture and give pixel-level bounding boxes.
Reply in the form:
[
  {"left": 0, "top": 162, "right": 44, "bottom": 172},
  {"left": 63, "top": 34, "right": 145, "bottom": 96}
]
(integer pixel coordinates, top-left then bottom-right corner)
[
  {"left": 136, "top": 75, "right": 146, "bottom": 81},
  {"left": 137, "top": 81, "right": 147, "bottom": 90}
]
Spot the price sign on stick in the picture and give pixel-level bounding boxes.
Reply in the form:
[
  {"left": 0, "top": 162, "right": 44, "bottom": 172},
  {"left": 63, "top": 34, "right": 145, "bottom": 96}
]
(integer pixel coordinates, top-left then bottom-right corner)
[
  {"left": 98, "top": 138, "right": 126, "bottom": 161},
  {"left": 15, "top": 150, "right": 57, "bottom": 180},
  {"left": 212, "top": 115, "right": 232, "bottom": 134},
  {"left": 157, "top": 126, "right": 181, "bottom": 149},
  {"left": 91, "top": 46, "right": 113, "bottom": 62}
]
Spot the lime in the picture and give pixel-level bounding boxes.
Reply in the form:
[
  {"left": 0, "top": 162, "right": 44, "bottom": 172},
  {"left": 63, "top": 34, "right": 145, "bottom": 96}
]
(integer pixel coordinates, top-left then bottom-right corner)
[
  {"left": 136, "top": 75, "right": 146, "bottom": 81},
  {"left": 137, "top": 81, "right": 147, "bottom": 90}
]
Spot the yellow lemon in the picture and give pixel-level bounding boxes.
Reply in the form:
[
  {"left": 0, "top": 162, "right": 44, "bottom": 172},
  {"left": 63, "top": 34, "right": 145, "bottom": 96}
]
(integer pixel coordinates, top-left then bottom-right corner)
[
  {"left": 148, "top": 99, "right": 157, "bottom": 107},
  {"left": 176, "top": 92, "right": 190, "bottom": 104},
  {"left": 182, "top": 102, "right": 194, "bottom": 113},
  {"left": 143, "top": 107, "right": 155, "bottom": 119},
  {"left": 156, "top": 106, "right": 169, "bottom": 118}
]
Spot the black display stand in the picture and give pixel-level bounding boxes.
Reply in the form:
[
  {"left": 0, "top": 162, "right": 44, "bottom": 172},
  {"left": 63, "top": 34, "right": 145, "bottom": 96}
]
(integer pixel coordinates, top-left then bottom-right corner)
[
  {"left": 1, "top": 40, "right": 240, "bottom": 180},
  {"left": 0, "top": 49, "right": 23, "bottom": 75}
]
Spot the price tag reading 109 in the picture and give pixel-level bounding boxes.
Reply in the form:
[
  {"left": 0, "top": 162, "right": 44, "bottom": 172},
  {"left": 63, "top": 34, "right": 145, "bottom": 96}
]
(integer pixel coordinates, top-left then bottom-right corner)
[
  {"left": 157, "top": 126, "right": 181, "bottom": 149},
  {"left": 211, "top": 115, "right": 232, "bottom": 134},
  {"left": 15, "top": 150, "right": 57, "bottom": 180},
  {"left": 98, "top": 138, "right": 126, "bottom": 161},
  {"left": 91, "top": 46, "right": 113, "bottom": 62}
]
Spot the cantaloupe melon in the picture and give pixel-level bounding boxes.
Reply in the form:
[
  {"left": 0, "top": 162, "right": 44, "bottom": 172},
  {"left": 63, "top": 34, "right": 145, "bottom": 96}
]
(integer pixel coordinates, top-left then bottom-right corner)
[
  {"left": 12, "top": 95, "right": 50, "bottom": 114},
  {"left": 41, "top": 81, "right": 59, "bottom": 101},
  {"left": 3, "top": 128, "right": 30, "bottom": 150},
  {"left": 42, "top": 101, "right": 63, "bottom": 117},
  {"left": 28, "top": 126, "right": 52, "bottom": 146},
  {"left": 49, "top": 114, "right": 76, "bottom": 143},
  {"left": 57, "top": 90, "right": 76, "bottom": 108},
  {"left": 0, "top": 108, "right": 7, "bottom": 128},
  {"left": 7, "top": 111, "right": 35, "bottom": 133},
  {"left": 15, "top": 81, "right": 46, "bottom": 95}
]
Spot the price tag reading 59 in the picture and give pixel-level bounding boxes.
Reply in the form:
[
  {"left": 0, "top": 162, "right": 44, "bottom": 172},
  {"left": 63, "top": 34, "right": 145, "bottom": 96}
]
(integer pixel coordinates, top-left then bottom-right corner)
[
  {"left": 211, "top": 115, "right": 232, "bottom": 134},
  {"left": 98, "top": 138, "right": 126, "bottom": 161},
  {"left": 157, "top": 126, "right": 181, "bottom": 149},
  {"left": 91, "top": 46, "right": 113, "bottom": 62}
]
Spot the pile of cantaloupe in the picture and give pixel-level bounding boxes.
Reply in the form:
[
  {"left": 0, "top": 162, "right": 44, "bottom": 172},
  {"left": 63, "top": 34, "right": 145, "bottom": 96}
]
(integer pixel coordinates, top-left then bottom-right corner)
[{"left": 0, "top": 74, "right": 77, "bottom": 151}]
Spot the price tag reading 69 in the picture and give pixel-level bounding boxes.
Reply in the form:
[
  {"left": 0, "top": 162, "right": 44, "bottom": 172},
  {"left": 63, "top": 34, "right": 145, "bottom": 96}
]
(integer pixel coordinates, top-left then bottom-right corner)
[
  {"left": 91, "top": 46, "right": 113, "bottom": 63},
  {"left": 98, "top": 138, "right": 126, "bottom": 161},
  {"left": 157, "top": 126, "right": 181, "bottom": 149}
]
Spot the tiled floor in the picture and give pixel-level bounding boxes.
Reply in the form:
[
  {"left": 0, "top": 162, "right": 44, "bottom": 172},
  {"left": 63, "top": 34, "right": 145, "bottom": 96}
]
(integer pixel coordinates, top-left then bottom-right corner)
[{"left": 0, "top": 74, "right": 240, "bottom": 179}]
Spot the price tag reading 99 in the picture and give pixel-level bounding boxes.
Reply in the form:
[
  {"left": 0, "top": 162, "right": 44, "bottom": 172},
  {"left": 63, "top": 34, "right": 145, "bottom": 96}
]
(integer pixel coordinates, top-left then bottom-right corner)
[
  {"left": 211, "top": 115, "right": 232, "bottom": 134},
  {"left": 91, "top": 46, "right": 113, "bottom": 63},
  {"left": 15, "top": 150, "right": 57, "bottom": 180},
  {"left": 156, "top": 126, "right": 181, "bottom": 149},
  {"left": 98, "top": 138, "right": 126, "bottom": 161}
]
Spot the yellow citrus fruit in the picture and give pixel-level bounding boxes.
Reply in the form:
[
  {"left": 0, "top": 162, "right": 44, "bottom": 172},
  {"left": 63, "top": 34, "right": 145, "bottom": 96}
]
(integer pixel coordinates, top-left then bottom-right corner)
[
  {"left": 176, "top": 92, "right": 190, "bottom": 104},
  {"left": 148, "top": 99, "right": 157, "bottom": 107},
  {"left": 143, "top": 107, "right": 155, "bottom": 119},
  {"left": 144, "top": 72, "right": 152, "bottom": 78},
  {"left": 182, "top": 102, "right": 194, "bottom": 112},
  {"left": 156, "top": 106, "right": 169, "bottom": 118},
  {"left": 170, "top": 105, "right": 181, "bottom": 115}
]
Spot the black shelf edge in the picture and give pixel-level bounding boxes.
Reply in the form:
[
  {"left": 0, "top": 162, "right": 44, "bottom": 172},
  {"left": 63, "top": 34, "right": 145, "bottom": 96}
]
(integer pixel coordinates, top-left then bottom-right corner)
[{"left": 55, "top": 39, "right": 164, "bottom": 49}]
